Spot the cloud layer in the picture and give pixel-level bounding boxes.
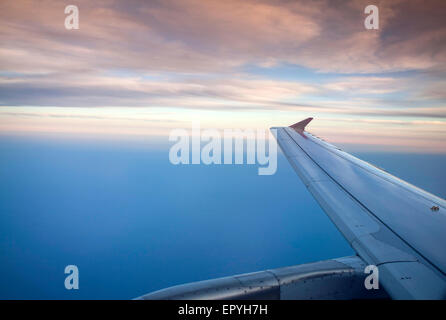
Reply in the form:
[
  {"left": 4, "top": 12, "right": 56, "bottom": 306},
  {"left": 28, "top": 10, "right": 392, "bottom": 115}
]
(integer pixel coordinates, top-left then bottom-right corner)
[{"left": 0, "top": 0, "right": 445, "bottom": 150}]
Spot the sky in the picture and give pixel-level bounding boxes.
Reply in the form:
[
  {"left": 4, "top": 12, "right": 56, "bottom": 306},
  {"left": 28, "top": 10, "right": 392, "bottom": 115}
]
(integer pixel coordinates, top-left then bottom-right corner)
[
  {"left": 0, "top": 0, "right": 445, "bottom": 152},
  {"left": 0, "top": 1, "right": 445, "bottom": 299}
]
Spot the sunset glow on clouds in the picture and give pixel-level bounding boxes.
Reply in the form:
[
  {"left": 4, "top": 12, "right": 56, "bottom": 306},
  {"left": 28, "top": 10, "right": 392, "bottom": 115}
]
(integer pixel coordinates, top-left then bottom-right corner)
[{"left": 0, "top": 0, "right": 445, "bottom": 151}]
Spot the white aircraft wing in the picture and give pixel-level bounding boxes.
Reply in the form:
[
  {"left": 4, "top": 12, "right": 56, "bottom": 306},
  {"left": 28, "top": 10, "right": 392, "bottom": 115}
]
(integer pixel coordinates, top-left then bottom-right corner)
[{"left": 271, "top": 118, "right": 446, "bottom": 299}]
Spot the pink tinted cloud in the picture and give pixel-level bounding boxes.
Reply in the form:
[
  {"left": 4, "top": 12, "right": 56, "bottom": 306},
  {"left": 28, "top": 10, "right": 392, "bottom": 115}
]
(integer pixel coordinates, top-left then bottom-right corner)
[
  {"left": 1, "top": 0, "right": 445, "bottom": 73},
  {"left": 0, "top": 0, "right": 445, "bottom": 151}
]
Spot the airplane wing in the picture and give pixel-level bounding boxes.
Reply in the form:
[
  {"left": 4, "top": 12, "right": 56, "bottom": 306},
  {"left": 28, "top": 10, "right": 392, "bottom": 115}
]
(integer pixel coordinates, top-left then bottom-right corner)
[
  {"left": 272, "top": 118, "right": 446, "bottom": 299},
  {"left": 137, "top": 118, "right": 446, "bottom": 300}
]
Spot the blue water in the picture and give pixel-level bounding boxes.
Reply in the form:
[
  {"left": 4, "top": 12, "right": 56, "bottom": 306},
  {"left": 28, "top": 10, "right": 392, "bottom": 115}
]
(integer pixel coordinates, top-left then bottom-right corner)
[{"left": 0, "top": 136, "right": 444, "bottom": 299}]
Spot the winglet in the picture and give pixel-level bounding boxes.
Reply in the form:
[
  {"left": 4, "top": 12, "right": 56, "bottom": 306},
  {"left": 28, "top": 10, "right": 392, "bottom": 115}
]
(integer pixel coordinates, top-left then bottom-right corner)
[{"left": 290, "top": 117, "right": 313, "bottom": 132}]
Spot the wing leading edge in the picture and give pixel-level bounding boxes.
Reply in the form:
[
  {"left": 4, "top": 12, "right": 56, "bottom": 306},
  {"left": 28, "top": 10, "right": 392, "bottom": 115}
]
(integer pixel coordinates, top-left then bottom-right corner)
[{"left": 271, "top": 118, "right": 446, "bottom": 299}]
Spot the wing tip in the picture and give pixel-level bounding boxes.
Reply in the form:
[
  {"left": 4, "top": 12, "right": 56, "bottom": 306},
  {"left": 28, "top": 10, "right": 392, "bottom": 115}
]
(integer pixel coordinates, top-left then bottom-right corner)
[{"left": 289, "top": 117, "right": 313, "bottom": 132}]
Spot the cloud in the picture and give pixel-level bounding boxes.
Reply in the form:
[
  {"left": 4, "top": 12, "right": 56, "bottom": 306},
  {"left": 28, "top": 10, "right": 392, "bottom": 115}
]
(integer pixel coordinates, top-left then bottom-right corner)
[
  {"left": 0, "top": 0, "right": 445, "bottom": 150},
  {"left": 0, "top": 69, "right": 445, "bottom": 121},
  {"left": 1, "top": 0, "right": 445, "bottom": 74}
]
